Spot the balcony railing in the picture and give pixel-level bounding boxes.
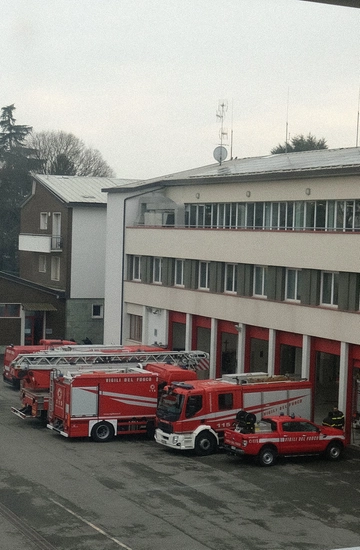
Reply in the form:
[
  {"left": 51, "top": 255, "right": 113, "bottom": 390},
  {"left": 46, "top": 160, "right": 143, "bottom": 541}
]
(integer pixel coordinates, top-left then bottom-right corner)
[{"left": 51, "top": 235, "right": 63, "bottom": 250}]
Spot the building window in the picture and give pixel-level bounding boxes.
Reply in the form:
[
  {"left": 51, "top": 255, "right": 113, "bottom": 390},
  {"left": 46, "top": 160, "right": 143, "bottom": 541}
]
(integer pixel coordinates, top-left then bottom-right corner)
[
  {"left": 39, "top": 255, "right": 47, "bottom": 273},
  {"left": 253, "top": 266, "right": 267, "bottom": 297},
  {"left": 40, "top": 212, "right": 48, "bottom": 230},
  {"left": 225, "top": 263, "right": 237, "bottom": 293},
  {"left": 92, "top": 304, "right": 103, "bottom": 318},
  {"left": 51, "top": 212, "right": 62, "bottom": 250},
  {"left": 0, "top": 304, "right": 20, "bottom": 317},
  {"left": 153, "top": 257, "right": 162, "bottom": 284},
  {"left": 51, "top": 256, "right": 60, "bottom": 281},
  {"left": 132, "top": 256, "right": 141, "bottom": 281},
  {"left": 321, "top": 271, "right": 338, "bottom": 307},
  {"left": 285, "top": 268, "right": 301, "bottom": 301},
  {"left": 198, "top": 261, "right": 210, "bottom": 290},
  {"left": 175, "top": 259, "right": 184, "bottom": 287},
  {"left": 129, "top": 314, "right": 142, "bottom": 342}
]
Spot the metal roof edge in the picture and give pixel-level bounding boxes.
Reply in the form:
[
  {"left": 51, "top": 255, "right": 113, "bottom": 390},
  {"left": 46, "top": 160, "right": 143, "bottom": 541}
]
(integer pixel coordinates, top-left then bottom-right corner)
[{"left": 0, "top": 271, "right": 66, "bottom": 298}]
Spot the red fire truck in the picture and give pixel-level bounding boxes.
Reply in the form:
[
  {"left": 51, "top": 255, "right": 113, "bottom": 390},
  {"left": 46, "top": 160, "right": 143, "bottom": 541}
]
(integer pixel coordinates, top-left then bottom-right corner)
[
  {"left": 10, "top": 350, "right": 208, "bottom": 420},
  {"left": 2, "top": 340, "right": 76, "bottom": 387},
  {"left": 47, "top": 366, "right": 159, "bottom": 441},
  {"left": 155, "top": 373, "right": 312, "bottom": 455}
]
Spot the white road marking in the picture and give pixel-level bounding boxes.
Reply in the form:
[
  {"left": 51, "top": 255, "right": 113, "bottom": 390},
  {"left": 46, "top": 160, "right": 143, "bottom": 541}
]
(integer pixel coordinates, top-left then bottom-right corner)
[{"left": 49, "top": 498, "right": 133, "bottom": 550}]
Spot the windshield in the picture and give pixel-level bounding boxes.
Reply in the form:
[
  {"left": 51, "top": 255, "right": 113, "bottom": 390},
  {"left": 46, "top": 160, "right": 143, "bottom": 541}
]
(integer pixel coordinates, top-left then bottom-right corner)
[{"left": 157, "top": 391, "right": 184, "bottom": 421}]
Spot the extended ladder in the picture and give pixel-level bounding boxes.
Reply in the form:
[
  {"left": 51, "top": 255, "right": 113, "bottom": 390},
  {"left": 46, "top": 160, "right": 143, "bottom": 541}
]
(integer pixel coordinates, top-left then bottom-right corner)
[{"left": 10, "top": 350, "right": 210, "bottom": 371}]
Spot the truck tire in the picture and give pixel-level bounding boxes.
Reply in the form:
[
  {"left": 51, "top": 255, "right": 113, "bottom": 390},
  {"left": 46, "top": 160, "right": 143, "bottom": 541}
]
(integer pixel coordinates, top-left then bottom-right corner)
[
  {"left": 325, "top": 441, "right": 343, "bottom": 461},
  {"left": 258, "top": 446, "right": 277, "bottom": 467},
  {"left": 91, "top": 421, "right": 114, "bottom": 443},
  {"left": 194, "top": 431, "right": 217, "bottom": 456}
]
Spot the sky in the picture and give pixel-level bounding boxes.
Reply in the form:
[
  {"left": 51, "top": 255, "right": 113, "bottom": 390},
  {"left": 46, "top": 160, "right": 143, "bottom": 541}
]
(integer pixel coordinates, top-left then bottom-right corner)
[{"left": 1, "top": 0, "right": 360, "bottom": 180}]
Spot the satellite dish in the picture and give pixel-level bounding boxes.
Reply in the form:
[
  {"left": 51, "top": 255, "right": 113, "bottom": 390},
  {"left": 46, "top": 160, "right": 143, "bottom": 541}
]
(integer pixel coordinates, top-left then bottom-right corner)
[{"left": 213, "top": 146, "right": 227, "bottom": 164}]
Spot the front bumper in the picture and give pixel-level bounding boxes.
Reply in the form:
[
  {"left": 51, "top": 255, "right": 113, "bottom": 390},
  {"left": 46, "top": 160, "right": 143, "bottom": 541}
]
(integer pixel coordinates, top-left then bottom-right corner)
[{"left": 155, "top": 428, "right": 195, "bottom": 450}]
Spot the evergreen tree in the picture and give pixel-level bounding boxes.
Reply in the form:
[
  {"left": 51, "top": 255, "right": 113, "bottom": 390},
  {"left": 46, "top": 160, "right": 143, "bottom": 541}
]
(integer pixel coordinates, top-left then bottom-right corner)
[
  {"left": 0, "top": 104, "right": 41, "bottom": 274},
  {"left": 271, "top": 133, "right": 328, "bottom": 154}
]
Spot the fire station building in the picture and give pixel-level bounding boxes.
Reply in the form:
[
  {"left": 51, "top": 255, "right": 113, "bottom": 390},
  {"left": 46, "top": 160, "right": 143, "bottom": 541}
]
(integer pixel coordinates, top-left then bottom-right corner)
[{"left": 103, "top": 147, "right": 360, "bottom": 442}]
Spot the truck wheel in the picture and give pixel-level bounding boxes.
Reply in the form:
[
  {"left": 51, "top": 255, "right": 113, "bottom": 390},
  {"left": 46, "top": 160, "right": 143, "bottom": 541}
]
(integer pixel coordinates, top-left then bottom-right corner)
[
  {"left": 258, "top": 446, "right": 277, "bottom": 467},
  {"left": 325, "top": 441, "right": 342, "bottom": 461},
  {"left": 195, "top": 432, "right": 217, "bottom": 456},
  {"left": 91, "top": 421, "right": 114, "bottom": 443}
]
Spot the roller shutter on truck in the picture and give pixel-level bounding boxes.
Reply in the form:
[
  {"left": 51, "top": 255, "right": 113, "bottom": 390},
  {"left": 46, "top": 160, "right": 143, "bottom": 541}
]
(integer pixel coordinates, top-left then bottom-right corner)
[
  {"left": 71, "top": 386, "right": 98, "bottom": 417},
  {"left": 243, "top": 387, "right": 311, "bottom": 419}
]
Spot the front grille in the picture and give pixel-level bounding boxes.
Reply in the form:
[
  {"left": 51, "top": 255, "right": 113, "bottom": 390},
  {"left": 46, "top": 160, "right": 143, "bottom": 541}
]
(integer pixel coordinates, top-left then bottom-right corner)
[{"left": 157, "top": 421, "right": 173, "bottom": 434}]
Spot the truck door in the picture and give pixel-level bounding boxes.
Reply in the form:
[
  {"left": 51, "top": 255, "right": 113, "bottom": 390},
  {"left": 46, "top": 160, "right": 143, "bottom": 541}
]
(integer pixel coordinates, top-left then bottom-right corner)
[
  {"left": 71, "top": 386, "right": 98, "bottom": 417},
  {"left": 280, "top": 420, "right": 322, "bottom": 454}
]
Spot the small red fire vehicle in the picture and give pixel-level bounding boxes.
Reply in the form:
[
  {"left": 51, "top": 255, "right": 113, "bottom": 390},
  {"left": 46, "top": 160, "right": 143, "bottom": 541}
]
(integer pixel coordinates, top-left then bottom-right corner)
[{"left": 223, "top": 414, "right": 346, "bottom": 466}]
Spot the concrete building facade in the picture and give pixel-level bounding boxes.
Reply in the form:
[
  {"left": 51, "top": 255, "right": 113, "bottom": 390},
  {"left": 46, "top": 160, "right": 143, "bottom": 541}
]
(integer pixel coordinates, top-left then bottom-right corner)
[{"left": 103, "top": 147, "right": 360, "bottom": 444}]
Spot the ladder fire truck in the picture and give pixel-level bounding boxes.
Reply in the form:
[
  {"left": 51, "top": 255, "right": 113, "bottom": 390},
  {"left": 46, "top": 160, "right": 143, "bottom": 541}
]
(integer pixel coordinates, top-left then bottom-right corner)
[
  {"left": 2, "top": 339, "right": 76, "bottom": 387},
  {"left": 10, "top": 349, "right": 209, "bottom": 421}
]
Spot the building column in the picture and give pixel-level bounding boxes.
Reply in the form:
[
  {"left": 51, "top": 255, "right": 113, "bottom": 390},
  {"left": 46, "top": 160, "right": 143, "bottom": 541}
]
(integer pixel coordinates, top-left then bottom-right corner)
[
  {"left": 185, "top": 313, "right": 192, "bottom": 350},
  {"left": 339, "top": 342, "right": 348, "bottom": 414},
  {"left": 210, "top": 318, "right": 217, "bottom": 379},
  {"left": 236, "top": 323, "right": 245, "bottom": 373},
  {"left": 301, "top": 334, "right": 311, "bottom": 380},
  {"left": 268, "top": 329, "right": 276, "bottom": 376}
]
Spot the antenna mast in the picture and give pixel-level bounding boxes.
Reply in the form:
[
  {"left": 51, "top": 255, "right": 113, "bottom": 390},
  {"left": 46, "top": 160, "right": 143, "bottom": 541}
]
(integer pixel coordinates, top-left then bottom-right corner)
[
  {"left": 214, "top": 100, "right": 228, "bottom": 165},
  {"left": 285, "top": 87, "right": 290, "bottom": 153},
  {"left": 356, "top": 85, "right": 360, "bottom": 148}
]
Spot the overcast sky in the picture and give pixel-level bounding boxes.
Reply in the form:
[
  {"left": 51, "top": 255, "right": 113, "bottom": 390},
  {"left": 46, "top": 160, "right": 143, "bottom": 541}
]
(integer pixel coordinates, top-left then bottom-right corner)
[{"left": 1, "top": 0, "right": 360, "bottom": 179}]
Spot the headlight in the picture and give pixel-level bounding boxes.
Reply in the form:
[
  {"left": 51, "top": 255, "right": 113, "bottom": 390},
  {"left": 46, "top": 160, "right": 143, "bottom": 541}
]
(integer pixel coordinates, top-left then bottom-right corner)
[{"left": 173, "top": 436, "right": 179, "bottom": 444}]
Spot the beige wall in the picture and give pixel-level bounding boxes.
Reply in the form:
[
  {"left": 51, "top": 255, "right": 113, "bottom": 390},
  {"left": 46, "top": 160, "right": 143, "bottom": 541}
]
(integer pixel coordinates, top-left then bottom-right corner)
[
  {"left": 164, "top": 175, "right": 360, "bottom": 204},
  {"left": 125, "top": 227, "right": 360, "bottom": 273},
  {"left": 124, "top": 281, "right": 360, "bottom": 345}
]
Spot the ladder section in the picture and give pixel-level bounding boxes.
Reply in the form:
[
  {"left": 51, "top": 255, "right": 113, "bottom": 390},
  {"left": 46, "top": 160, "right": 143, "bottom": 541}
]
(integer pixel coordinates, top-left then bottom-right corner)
[{"left": 11, "top": 350, "right": 210, "bottom": 371}]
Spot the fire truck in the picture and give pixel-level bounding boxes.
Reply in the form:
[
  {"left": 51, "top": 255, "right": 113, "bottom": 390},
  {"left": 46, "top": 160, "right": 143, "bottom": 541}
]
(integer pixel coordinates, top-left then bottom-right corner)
[
  {"left": 155, "top": 373, "right": 312, "bottom": 455},
  {"left": 2, "top": 339, "right": 76, "bottom": 387},
  {"left": 10, "top": 349, "right": 209, "bottom": 421},
  {"left": 47, "top": 365, "right": 160, "bottom": 441},
  {"left": 223, "top": 414, "right": 346, "bottom": 466}
]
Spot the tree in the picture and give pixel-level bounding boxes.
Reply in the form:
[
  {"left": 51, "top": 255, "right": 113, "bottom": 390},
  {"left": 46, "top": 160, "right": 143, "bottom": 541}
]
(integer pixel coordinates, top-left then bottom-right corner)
[
  {"left": 0, "top": 104, "right": 41, "bottom": 274},
  {"left": 27, "top": 131, "right": 115, "bottom": 177},
  {"left": 271, "top": 133, "right": 328, "bottom": 154}
]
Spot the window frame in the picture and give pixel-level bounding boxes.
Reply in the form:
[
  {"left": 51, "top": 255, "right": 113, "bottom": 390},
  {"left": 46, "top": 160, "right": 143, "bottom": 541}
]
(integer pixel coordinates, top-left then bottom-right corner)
[
  {"left": 224, "top": 263, "right": 237, "bottom": 294},
  {"left": 152, "top": 257, "right": 163, "bottom": 284},
  {"left": 174, "top": 259, "right": 185, "bottom": 287},
  {"left": 92, "top": 304, "right": 104, "bottom": 319},
  {"left": 40, "top": 212, "right": 48, "bottom": 230},
  {"left": 50, "top": 256, "right": 60, "bottom": 281},
  {"left": 320, "top": 271, "right": 339, "bottom": 307},
  {"left": 253, "top": 265, "right": 267, "bottom": 298},
  {"left": 198, "top": 261, "right": 210, "bottom": 290},
  {"left": 129, "top": 314, "right": 142, "bottom": 342},
  {"left": 285, "top": 268, "right": 301, "bottom": 302},
  {"left": 39, "top": 255, "right": 47, "bottom": 273},
  {"left": 132, "top": 256, "right": 141, "bottom": 281}
]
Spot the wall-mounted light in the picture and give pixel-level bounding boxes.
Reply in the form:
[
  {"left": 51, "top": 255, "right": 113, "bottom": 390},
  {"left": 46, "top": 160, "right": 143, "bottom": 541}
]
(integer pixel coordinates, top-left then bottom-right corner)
[
  {"left": 196, "top": 193, "right": 200, "bottom": 199},
  {"left": 235, "top": 324, "right": 242, "bottom": 332},
  {"left": 305, "top": 188, "right": 311, "bottom": 196},
  {"left": 246, "top": 191, "right": 251, "bottom": 198}
]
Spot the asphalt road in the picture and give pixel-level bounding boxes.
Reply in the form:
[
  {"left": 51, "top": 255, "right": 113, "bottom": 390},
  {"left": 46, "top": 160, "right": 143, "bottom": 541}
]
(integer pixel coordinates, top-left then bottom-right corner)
[{"left": 1, "top": 380, "right": 360, "bottom": 550}]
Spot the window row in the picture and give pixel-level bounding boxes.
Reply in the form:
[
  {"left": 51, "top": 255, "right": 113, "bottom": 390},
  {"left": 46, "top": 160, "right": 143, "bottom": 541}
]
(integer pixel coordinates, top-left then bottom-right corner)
[
  {"left": 185, "top": 200, "right": 360, "bottom": 232},
  {"left": 128, "top": 255, "right": 357, "bottom": 311}
]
